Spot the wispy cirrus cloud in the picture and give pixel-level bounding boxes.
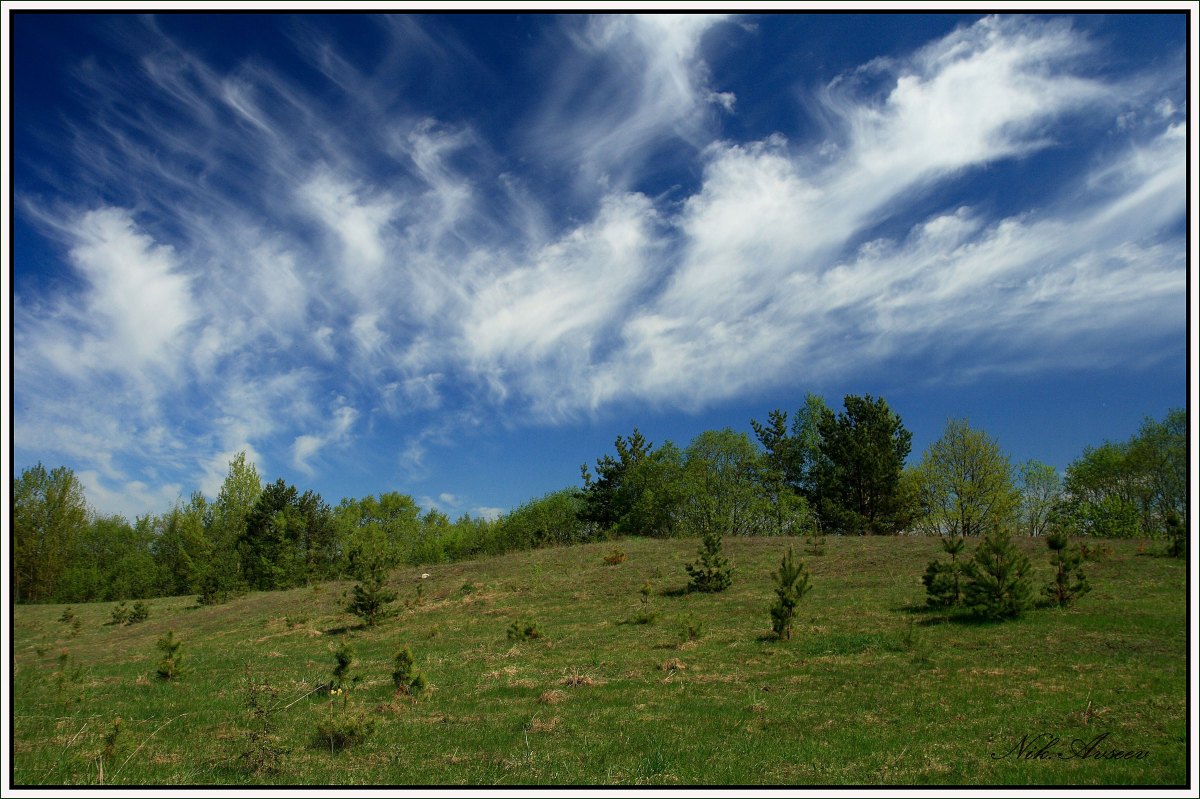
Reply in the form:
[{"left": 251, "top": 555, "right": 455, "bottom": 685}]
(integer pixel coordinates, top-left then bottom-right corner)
[{"left": 13, "top": 14, "right": 1185, "bottom": 520}]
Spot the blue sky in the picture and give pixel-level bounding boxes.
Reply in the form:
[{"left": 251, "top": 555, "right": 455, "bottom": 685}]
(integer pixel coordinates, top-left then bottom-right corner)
[{"left": 10, "top": 11, "right": 1190, "bottom": 522}]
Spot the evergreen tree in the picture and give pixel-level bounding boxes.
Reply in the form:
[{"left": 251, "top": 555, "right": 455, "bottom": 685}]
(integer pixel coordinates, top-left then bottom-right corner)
[
  {"left": 392, "top": 646, "right": 427, "bottom": 696},
  {"left": 769, "top": 546, "right": 812, "bottom": 640},
  {"left": 1045, "top": 531, "right": 1090, "bottom": 606},
  {"left": 685, "top": 531, "right": 733, "bottom": 593},
  {"left": 922, "top": 536, "right": 967, "bottom": 608},
  {"left": 345, "top": 538, "right": 398, "bottom": 626},
  {"left": 579, "top": 428, "right": 654, "bottom": 530},
  {"left": 1165, "top": 511, "right": 1186, "bottom": 558},
  {"left": 812, "top": 395, "right": 912, "bottom": 535},
  {"left": 963, "top": 529, "right": 1033, "bottom": 620}
]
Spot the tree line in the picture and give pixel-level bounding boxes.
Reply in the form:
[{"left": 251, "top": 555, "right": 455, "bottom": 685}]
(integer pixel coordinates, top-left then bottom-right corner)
[{"left": 12, "top": 396, "right": 1185, "bottom": 604}]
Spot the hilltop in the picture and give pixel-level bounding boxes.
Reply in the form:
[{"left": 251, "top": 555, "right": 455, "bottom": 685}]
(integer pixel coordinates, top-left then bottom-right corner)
[{"left": 11, "top": 535, "right": 1187, "bottom": 786}]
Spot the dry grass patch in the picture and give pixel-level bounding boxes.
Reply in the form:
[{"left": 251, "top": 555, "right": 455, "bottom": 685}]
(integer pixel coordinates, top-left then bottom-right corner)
[
  {"left": 539, "top": 689, "right": 567, "bottom": 705},
  {"left": 559, "top": 670, "right": 604, "bottom": 688}
]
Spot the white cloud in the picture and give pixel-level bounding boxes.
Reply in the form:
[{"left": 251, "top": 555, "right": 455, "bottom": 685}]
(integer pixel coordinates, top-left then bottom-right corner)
[
  {"left": 531, "top": 14, "right": 735, "bottom": 189},
  {"left": 41, "top": 207, "right": 196, "bottom": 383},
  {"left": 12, "top": 14, "right": 1186, "bottom": 521}
]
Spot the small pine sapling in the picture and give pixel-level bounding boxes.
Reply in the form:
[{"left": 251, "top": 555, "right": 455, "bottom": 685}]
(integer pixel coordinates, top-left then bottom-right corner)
[
  {"left": 109, "top": 602, "right": 130, "bottom": 626},
  {"left": 346, "top": 549, "right": 398, "bottom": 627},
  {"left": 330, "top": 642, "right": 358, "bottom": 692},
  {"left": 392, "top": 646, "right": 427, "bottom": 696},
  {"left": 1045, "top": 531, "right": 1090, "bottom": 607},
  {"left": 632, "top": 581, "right": 657, "bottom": 624},
  {"left": 155, "top": 631, "right": 182, "bottom": 680},
  {"left": 685, "top": 531, "right": 733, "bottom": 593},
  {"left": 507, "top": 620, "right": 542, "bottom": 641},
  {"left": 603, "top": 546, "right": 628, "bottom": 565},
  {"left": 922, "top": 536, "right": 967, "bottom": 608},
  {"left": 963, "top": 529, "right": 1033, "bottom": 620},
  {"left": 1165, "top": 511, "right": 1186, "bottom": 558},
  {"left": 127, "top": 600, "right": 150, "bottom": 625},
  {"left": 241, "top": 669, "right": 284, "bottom": 775},
  {"left": 769, "top": 546, "right": 812, "bottom": 640}
]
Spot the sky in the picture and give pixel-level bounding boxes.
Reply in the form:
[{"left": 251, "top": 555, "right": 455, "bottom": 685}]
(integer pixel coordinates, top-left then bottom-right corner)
[{"left": 7, "top": 10, "right": 1192, "bottom": 523}]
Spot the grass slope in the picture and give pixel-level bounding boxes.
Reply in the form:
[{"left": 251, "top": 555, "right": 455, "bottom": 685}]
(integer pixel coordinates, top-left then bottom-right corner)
[{"left": 10, "top": 536, "right": 1187, "bottom": 786}]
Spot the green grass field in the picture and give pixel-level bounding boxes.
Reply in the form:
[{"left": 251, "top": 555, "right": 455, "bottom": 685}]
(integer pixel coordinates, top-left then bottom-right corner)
[{"left": 10, "top": 536, "right": 1188, "bottom": 786}]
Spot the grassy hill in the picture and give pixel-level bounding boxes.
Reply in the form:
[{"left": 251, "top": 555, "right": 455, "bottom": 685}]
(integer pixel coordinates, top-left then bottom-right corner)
[{"left": 10, "top": 535, "right": 1187, "bottom": 786}]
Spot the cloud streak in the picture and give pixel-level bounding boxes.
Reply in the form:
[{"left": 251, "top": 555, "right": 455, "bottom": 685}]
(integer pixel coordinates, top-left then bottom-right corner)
[{"left": 13, "top": 14, "right": 1186, "bottom": 519}]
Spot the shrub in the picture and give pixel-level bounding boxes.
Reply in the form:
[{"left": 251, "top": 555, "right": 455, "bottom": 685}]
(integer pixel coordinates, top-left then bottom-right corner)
[
  {"left": 58, "top": 607, "right": 76, "bottom": 625},
  {"left": 507, "top": 620, "right": 542, "bottom": 641},
  {"left": 346, "top": 550, "right": 398, "bottom": 627},
  {"left": 392, "top": 646, "right": 427, "bottom": 696},
  {"left": 1045, "top": 532, "right": 1090, "bottom": 607},
  {"left": 155, "top": 631, "right": 182, "bottom": 680},
  {"left": 685, "top": 531, "right": 733, "bottom": 593},
  {"left": 631, "top": 581, "right": 657, "bottom": 625},
  {"left": 315, "top": 704, "right": 375, "bottom": 753},
  {"left": 1165, "top": 511, "right": 1186, "bottom": 558},
  {"left": 331, "top": 642, "right": 357, "bottom": 691},
  {"left": 109, "top": 602, "right": 130, "bottom": 626},
  {"left": 922, "top": 536, "right": 967, "bottom": 608},
  {"left": 963, "top": 530, "right": 1033, "bottom": 620},
  {"left": 769, "top": 546, "right": 812, "bottom": 641},
  {"left": 241, "top": 669, "right": 284, "bottom": 775},
  {"left": 127, "top": 600, "right": 150, "bottom": 625},
  {"left": 603, "top": 546, "right": 628, "bottom": 565}
]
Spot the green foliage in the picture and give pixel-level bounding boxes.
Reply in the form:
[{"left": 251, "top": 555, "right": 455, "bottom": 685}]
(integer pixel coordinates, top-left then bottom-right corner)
[
  {"left": 58, "top": 515, "right": 158, "bottom": 603},
  {"left": 616, "top": 443, "right": 689, "bottom": 538},
  {"left": 345, "top": 536, "right": 398, "bottom": 627},
  {"left": 109, "top": 602, "right": 131, "bottom": 626},
  {"left": 1060, "top": 409, "right": 1185, "bottom": 538},
  {"left": 13, "top": 463, "right": 89, "bottom": 602},
  {"left": 155, "top": 631, "right": 183, "bottom": 680},
  {"left": 127, "top": 600, "right": 150, "bottom": 625},
  {"left": 1017, "top": 460, "right": 1062, "bottom": 537},
  {"left": 962, "top": 530, "right": 1033, "bottom": 620},
  {"left": 507, "top": 620, "right": 542, "bottom": 641},
  {"left": 314, "top": 704, "right": 375, "bottom": 753},
  {"left": 680, "top": 429, "right": 773, "bottom": 538},
  {"left": 392, "top": 646, "right": 427, "bottom": 696},
  {"left": 240, "top": 668, "right": 284, "bottom": 775},
  {"left": 913, "top": 419, "right": 1019, "bottom": 538},
  {"left": 1045, "top": 532, "right": 1090, "bottom": 607},
  {"left": 922, "top": 536, "right": 967, "bottom": 608},
  {"left": 1165, "top": 511, "right": 1186, "bottom": 558},
  {"left": 603, "top": 546, "right": 627, "bottom": 564},
  {"left": 494, "top": 489, "right": 593, "bottom": 552},
  {"left": 769, "top": 546, "right": 812, "bottom": 640},
  {"left": 331, "top": 642, "right": 357, "bottom": 691},
  {"left": 685, "top": 532, "right": 733, "bottom": 593},
  {"left": 812, "top": 395, "right": 913, "bottom": 535},
  {"left": 579, "top": 428, "right": 654, "bottom": 530},
  {"left": 630, "top": 580, "right": 658, "bottom": 625}
]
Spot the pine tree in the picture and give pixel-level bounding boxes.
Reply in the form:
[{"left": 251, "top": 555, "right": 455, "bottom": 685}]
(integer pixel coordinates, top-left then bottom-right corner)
[
  {"left": 685, "top": 531, "right": 733, "bottom": 593},
  {"left": 1044, "top": 531, "right": 1090, "bottom": 607},
  {"left": 155, "top": 631, "right": 183, "bottom": 680},
  {"left": 963, "top": 529, "right": 1033, "bottom": 620},
  {"left": 1165, "top": 511, "right": 1186, "bottom": 558},
  {"left": 769, "top": 546, "right": 812, "bottom": 640},
  {"left": 392, "top": 646, "right": 427, "bottom": 696},
  {"left": 345, "top": 539, "right": 398, "bottom": 627},
  {"left": 922, "top": 536, "right": 966, "bottom": 607}
]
